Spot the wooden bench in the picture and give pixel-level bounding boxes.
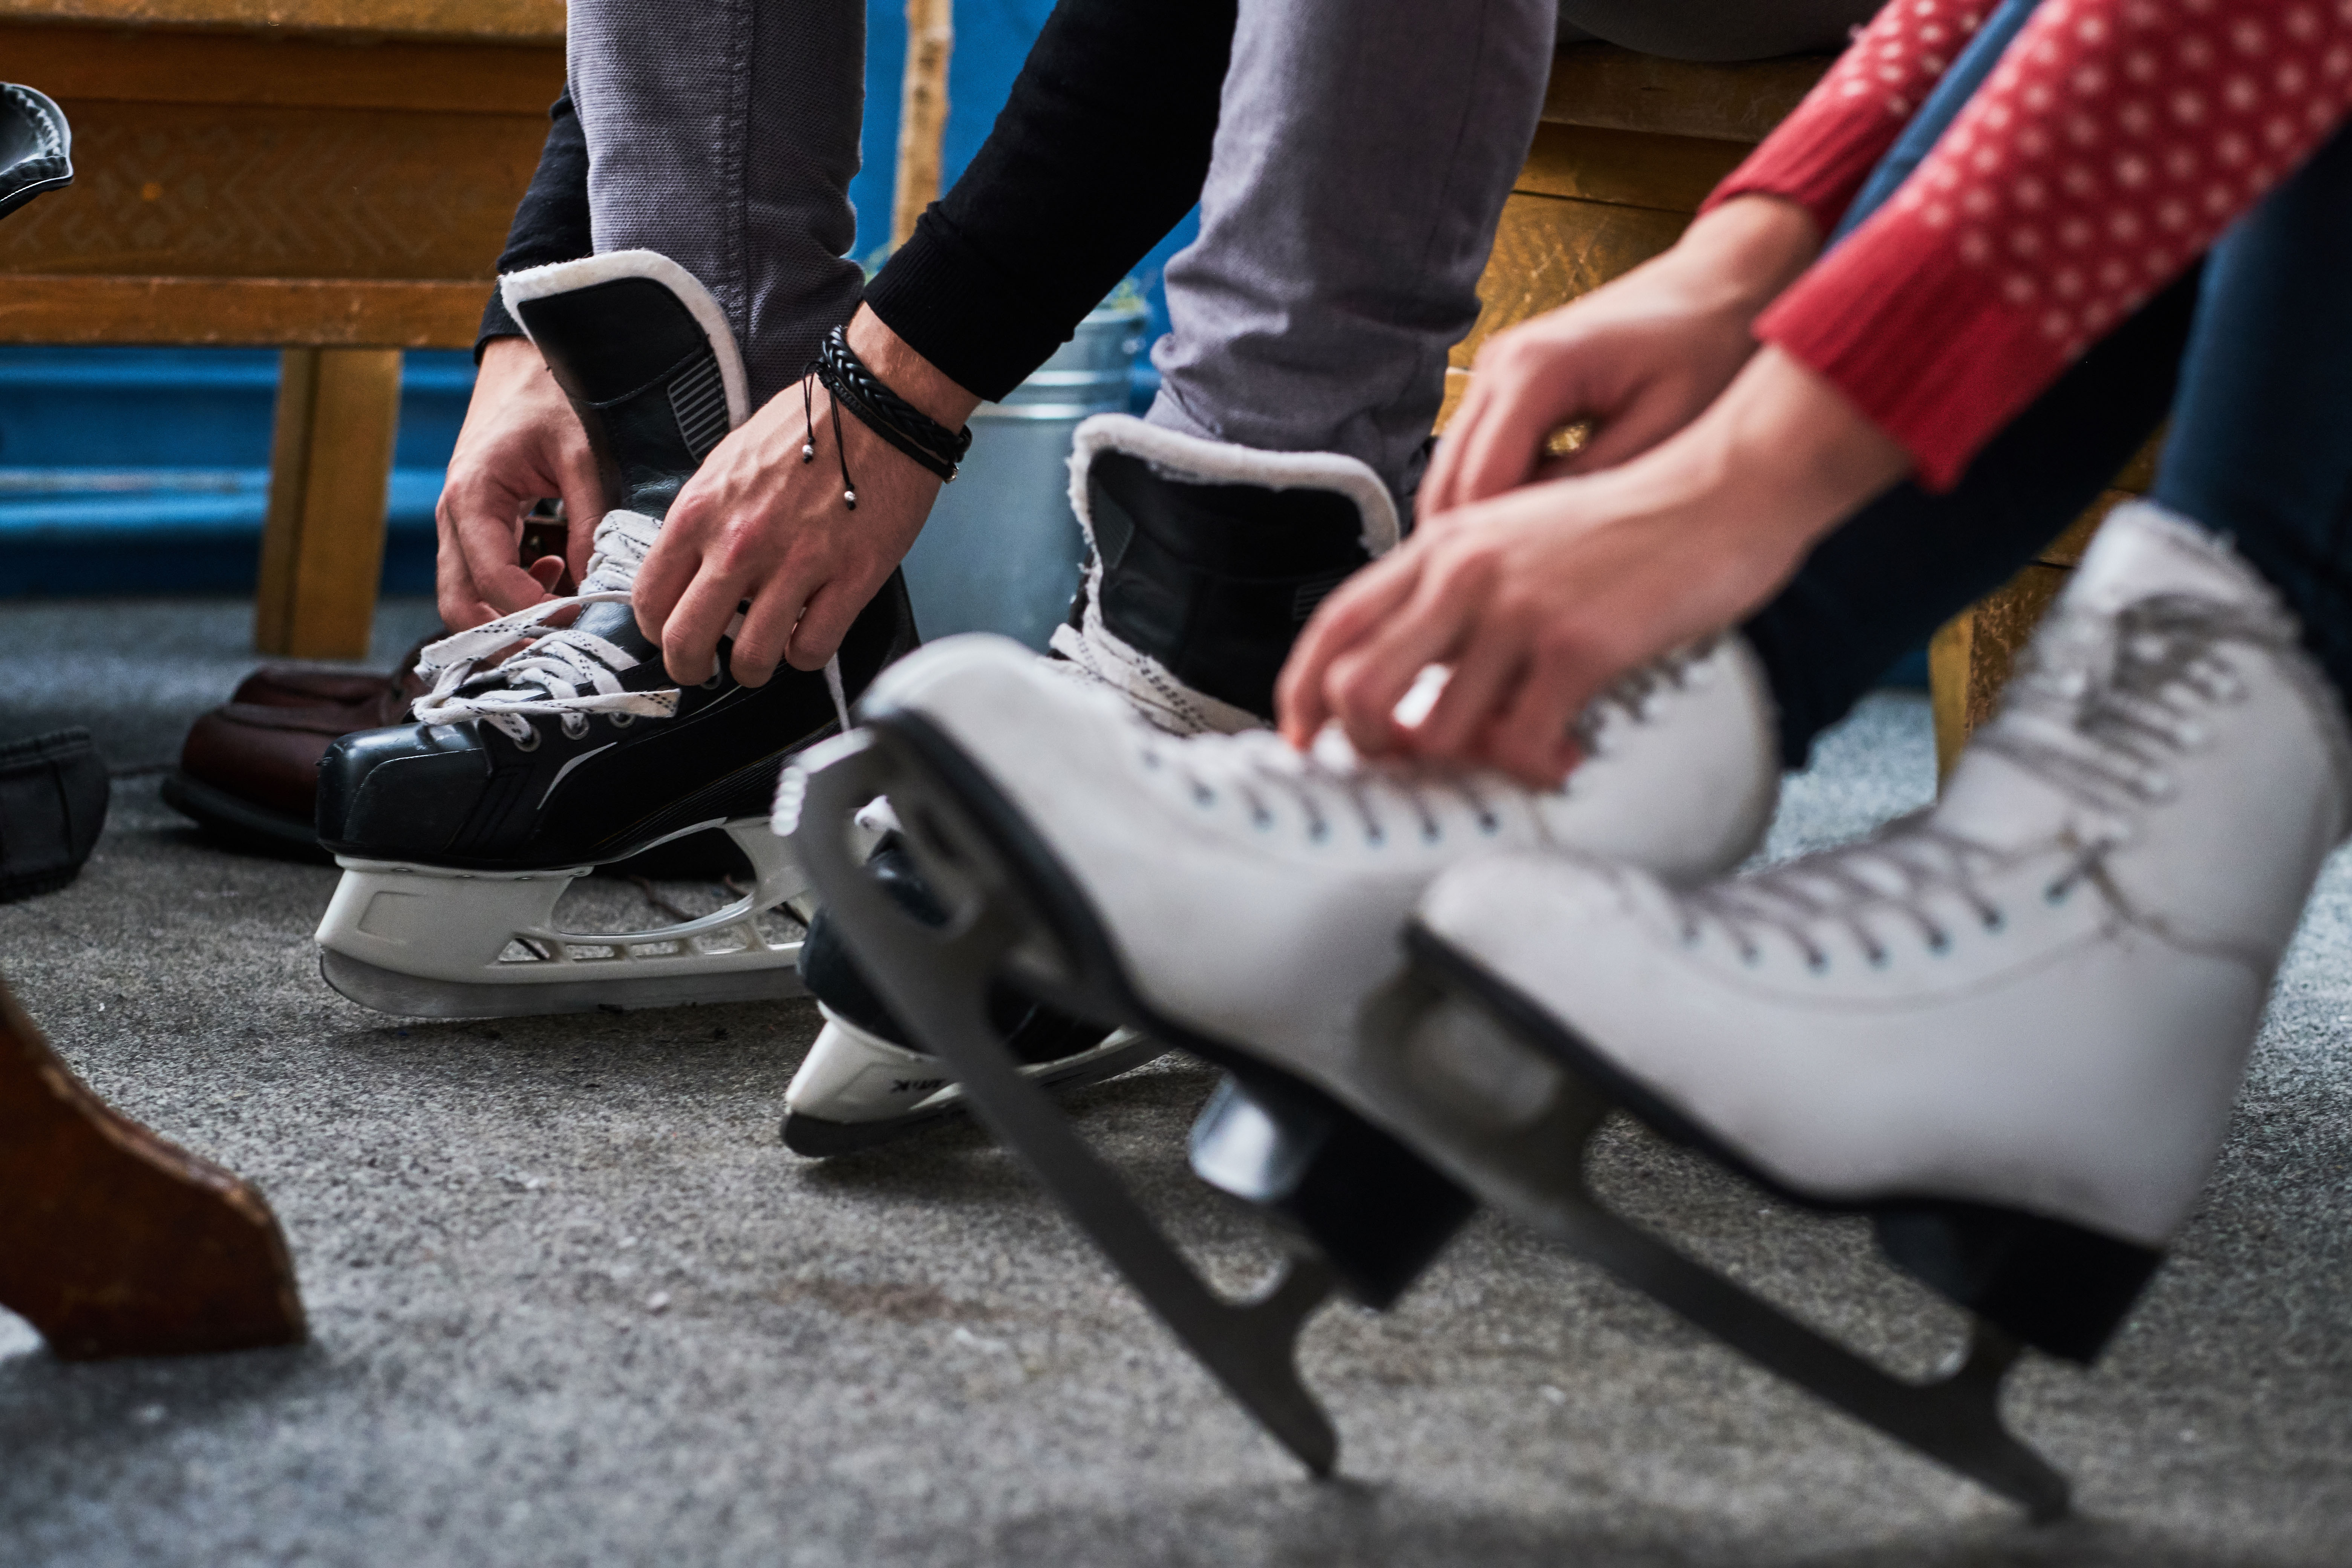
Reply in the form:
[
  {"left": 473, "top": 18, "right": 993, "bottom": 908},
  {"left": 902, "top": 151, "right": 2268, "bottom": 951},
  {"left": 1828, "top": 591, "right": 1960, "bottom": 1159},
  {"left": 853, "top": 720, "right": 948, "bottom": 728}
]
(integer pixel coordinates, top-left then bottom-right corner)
[
  {"left": 0, "top": 0, "right": 562, "bottom": 657},
  {"left": 1449, "top": 43, "right": 2156, "bottom": 777}
]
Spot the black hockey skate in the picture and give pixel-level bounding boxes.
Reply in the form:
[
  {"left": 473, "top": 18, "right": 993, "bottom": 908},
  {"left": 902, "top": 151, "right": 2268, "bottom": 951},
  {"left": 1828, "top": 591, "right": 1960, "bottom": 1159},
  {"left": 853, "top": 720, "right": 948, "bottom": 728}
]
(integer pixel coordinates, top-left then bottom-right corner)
[
  {"left": 314, "top": 251, "right": 916, "bottom": 1019},
  {"left": 778, "top": 415, "right": 1401, "bottom": 1155}
]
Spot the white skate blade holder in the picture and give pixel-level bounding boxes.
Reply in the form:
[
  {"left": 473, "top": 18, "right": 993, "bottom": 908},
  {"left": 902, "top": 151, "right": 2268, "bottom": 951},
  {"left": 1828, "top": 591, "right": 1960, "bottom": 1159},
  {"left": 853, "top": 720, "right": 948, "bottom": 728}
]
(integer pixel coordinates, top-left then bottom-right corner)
[
  {"left": 779, "top": 1009, "right": 1162, "bottom": 1157},
  {"left": 781, "top": 724, "right": 1344, "bottom": 1473},
  {"left": 316, "top": 820, "right": 810, "bottom": 1018}
]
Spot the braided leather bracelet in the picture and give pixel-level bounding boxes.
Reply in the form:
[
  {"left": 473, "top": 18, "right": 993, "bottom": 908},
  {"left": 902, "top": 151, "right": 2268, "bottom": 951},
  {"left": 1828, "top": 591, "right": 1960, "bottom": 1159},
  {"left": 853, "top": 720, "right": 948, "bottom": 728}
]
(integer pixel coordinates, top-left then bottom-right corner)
[{"left": 799, "top": 326, "right": 972, "bottom": 509}]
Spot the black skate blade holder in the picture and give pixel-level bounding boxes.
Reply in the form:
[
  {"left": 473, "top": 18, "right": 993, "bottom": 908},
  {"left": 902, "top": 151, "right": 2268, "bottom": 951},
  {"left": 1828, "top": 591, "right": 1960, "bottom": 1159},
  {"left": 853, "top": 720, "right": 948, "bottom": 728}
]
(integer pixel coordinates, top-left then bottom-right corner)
[
  {"left": 783, "top": 727, "right": 1342, "bottom": 1476},
  {"left": 1345, "top": 965, "right": 2072, "bottom": 1522}
]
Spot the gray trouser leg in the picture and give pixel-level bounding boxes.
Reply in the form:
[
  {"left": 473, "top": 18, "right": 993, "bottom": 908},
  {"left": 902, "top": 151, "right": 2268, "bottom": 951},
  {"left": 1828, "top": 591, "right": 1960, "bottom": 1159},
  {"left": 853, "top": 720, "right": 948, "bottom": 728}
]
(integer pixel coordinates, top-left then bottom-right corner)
[
  {"left": 568, "top": 0, "right": 865, "bottom": 406},
  {"left": 1148, "top": 0, "right": 1884, "bottom": 510},
  {"left": 1145, "top": 0, "right": 1557, "bottom": 508}
]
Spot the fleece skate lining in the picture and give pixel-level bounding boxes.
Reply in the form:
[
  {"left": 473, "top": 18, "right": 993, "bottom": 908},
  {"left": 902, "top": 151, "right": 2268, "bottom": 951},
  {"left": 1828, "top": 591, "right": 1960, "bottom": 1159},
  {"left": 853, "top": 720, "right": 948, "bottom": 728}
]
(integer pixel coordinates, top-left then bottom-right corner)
[
  {"left": 1067, "top": 413, "right": 1401, "bottom": 559},
  {"left": 500, "top": 251, "right": 750, "bottom": 428}
]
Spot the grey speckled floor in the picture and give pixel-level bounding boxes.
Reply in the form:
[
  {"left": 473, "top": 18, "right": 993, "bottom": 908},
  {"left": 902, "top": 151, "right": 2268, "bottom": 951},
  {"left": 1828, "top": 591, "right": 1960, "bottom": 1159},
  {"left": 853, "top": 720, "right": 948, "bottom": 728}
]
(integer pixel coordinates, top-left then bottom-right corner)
[{"left": 2, "top": 600, "right": 2349, "bottom": 1566}]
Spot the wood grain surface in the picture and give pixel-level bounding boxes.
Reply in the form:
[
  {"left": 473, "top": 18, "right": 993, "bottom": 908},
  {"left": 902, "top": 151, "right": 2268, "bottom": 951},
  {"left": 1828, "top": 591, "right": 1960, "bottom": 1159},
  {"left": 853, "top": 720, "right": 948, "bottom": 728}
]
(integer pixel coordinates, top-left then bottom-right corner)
[
  {"left": 0, "top": 974, "right": 305, "bottom": 1360},
  {"left": 1542, "top": 43, "right": 1829, "bottom": 142},
  {"left": 0, "top": 0, "right": 561, "bottom": 43},
  {"left": 255, "top": 345, "right": 401, "bottom": 656}
]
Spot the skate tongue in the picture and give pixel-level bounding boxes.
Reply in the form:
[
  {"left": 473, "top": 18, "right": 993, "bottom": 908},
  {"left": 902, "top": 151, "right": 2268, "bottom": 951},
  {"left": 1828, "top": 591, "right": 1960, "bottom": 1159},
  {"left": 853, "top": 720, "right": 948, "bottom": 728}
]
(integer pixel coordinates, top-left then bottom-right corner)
[
  {"left": 2066, "top": 502, "right": 2282, "bottom": 619},
  {"left": 1930, "top": 745, "right": 2092, "bottom": 853}
]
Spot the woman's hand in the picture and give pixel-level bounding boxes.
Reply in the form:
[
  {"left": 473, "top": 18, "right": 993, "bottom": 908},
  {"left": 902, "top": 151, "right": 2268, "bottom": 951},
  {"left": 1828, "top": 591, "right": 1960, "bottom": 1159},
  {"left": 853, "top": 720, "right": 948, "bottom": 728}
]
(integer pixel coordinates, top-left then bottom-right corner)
[
  {"left": 631, "top": 304, "right": 980, "bottom": 687},
  {"left": 1420, "top": 195, "right": 1822, "bottom": 520},
  {"left": 435, "top": 335, "right": 606, "bottom": 631},
  {"left": 1278, "top": 348, "right": 1913, "bottom": 786}
]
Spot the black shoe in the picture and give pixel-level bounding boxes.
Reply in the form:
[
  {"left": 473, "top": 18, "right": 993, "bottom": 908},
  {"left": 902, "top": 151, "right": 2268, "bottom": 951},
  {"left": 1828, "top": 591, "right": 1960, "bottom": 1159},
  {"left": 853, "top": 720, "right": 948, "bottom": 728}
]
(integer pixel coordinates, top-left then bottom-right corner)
[{"left": 0, "top": 728, "right": 108, "bottom": 903}]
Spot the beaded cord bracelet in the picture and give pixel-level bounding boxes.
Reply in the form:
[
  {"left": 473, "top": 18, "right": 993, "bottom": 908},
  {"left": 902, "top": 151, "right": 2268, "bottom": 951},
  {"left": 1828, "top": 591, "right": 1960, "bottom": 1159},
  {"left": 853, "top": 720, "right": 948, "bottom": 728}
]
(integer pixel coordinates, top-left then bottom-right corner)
[{"left": 799, "top": 326, "right": 974, "bottom": 510}]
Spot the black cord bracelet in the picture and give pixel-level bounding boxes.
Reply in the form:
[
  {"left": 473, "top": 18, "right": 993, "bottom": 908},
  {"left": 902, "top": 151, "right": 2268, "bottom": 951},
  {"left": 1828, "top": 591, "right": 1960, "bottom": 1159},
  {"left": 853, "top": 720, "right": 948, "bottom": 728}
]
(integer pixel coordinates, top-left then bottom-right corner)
[{"left": 798, "top": 326, "right": 972, "bottom": 510}]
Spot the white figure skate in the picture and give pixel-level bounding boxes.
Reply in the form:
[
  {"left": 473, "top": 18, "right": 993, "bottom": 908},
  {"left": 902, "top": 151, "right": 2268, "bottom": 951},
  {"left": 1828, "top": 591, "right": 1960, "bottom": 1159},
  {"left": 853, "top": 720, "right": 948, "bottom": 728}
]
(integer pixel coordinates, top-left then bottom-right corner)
[{"left": 1380, "top": 502, "right": 2352, "bottom": 1516}]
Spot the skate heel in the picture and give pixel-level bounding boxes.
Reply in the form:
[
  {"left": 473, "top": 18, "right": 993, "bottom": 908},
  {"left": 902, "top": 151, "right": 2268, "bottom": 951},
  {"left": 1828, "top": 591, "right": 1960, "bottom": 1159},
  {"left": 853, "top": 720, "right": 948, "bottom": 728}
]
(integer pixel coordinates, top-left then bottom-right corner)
[
  {"left": 1873, "top": 1202, "right": 2164, "bottom": 1364},
  {"left": 1189, "top": 1068, "right": 1474, "bottom": 1310}
]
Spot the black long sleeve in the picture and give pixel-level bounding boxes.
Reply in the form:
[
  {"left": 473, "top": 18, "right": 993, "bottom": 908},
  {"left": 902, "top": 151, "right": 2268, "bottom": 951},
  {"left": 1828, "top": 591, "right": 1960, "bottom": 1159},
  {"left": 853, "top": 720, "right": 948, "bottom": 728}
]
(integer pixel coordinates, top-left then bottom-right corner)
[
  {"left": 475, "top": 89, "right": 593, "bottom": 360},
  {"left": 865, "top": 0, "right": 1235, "bottom": 401}
]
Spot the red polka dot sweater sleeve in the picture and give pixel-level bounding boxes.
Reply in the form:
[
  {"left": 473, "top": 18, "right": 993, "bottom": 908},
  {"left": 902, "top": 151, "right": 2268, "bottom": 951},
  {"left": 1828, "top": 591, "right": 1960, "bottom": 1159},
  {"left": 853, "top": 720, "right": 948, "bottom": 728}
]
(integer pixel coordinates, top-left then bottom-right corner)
[{"left": 1713, "top": 0, "right": 2352, "bottom": 490}]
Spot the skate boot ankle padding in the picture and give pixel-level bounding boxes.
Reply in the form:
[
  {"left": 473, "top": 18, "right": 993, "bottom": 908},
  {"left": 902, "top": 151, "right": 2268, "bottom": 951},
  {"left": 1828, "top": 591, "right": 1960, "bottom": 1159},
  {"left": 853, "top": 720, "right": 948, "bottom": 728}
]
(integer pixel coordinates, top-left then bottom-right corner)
[
  {"left": 1383, "top": 501, "right": 2352, "bottom": 1513},
  {"left": 1051, "top": 415, "right": 1402, "bottom": 733},
  {"left": 506, "top": 251, "right": 745, "bottom": 519}
]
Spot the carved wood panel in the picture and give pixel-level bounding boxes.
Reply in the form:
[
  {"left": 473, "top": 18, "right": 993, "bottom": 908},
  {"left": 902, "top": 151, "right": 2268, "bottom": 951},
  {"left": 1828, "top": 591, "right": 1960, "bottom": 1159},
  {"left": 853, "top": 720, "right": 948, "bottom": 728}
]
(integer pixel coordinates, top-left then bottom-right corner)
[
  {"left": 0, "top": 99, "right": 544, "bottom": 281},
  {"left": 1451, "top": 193, "right": 1690, "bottom": 371}
]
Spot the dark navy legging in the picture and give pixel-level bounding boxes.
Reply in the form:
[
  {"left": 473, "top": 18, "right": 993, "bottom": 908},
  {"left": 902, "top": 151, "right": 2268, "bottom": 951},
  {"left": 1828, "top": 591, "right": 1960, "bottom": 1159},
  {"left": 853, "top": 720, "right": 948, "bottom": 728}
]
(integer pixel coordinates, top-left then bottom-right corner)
[{"left": 1742, "top": 0, "right": 2352, "bottom": 765}]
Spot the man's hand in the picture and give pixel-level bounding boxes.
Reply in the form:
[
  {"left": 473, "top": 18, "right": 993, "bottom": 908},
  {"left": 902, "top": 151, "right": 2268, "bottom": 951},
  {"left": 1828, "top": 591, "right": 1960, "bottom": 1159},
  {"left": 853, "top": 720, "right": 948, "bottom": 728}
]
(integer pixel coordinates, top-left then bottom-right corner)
[
  {"left": 1278, "top": 348, "right": 1912, "bottom": 787},
  {"left": 632, "top": 304, "right": 980, "bottom": 687},
  {"left": 435, "top": 335, "right": 606, "bottom": 631},
  {"left": 1419, "top": 195, "right": 1822, "bottom": 521}
]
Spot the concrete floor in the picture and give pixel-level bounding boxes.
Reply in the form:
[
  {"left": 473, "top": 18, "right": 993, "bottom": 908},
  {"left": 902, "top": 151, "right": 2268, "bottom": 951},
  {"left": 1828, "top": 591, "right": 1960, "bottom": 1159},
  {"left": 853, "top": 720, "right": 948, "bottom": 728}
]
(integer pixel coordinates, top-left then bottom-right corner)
[{"left": 2, "top": 599, "right": 2349, "bottom": 1566}]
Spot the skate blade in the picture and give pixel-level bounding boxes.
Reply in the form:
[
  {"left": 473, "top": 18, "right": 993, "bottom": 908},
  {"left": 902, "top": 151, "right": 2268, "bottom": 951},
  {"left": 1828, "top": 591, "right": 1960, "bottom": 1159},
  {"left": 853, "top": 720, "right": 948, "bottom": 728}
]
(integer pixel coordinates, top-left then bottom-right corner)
[
  {"left": 319, "top": 946, "right": 807, "bottom": 1020},
  {"left": 780, "top": 1028, "right": 1167, "bottom": 1157},
  {"left": 316, "top": 819, "right": 807, "bottom": 1020},
  {"left": 780, "top": 726, "right": 1341, "bottom": 1475},
  {"left": 1350, "top": 947, "right": 2073, "bottom": 1522}
]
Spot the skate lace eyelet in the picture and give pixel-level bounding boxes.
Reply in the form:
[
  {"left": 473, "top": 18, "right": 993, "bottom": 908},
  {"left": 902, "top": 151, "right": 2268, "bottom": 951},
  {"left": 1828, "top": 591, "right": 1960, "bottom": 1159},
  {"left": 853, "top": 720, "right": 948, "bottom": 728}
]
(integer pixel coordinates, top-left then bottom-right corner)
[
  {"left": 560, "top": 716, "right": 588, "bottom": 740},
  {"left": 609, "top": 712, "right": 636, "bottom": 729},
  {"left": 701, "top": 672, "right": 723, "bottom": 691},
  {"left": 511, "top": 726, "right": 542, "bottom": 752}
]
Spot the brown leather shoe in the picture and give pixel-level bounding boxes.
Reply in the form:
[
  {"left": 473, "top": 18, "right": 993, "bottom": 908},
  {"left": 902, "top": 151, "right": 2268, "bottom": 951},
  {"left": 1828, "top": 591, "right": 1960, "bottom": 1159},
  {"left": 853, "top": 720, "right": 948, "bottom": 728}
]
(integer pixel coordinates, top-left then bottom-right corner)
[
  {"left": 227, "top": 636, "right": 433, "bottom": 713},
  {"left": 165, "top": 692, "right": 413, "bottom": 862},
  {"left": 162, "top": 635, "right": 432, "bottom": 861}
]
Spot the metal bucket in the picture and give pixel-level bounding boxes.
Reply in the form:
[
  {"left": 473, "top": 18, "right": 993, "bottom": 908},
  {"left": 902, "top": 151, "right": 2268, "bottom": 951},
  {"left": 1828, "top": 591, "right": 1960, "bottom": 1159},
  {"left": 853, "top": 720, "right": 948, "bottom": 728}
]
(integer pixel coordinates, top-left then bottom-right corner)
[{"left": 899, "top": 301, "right": 1146, "bottom": 649}]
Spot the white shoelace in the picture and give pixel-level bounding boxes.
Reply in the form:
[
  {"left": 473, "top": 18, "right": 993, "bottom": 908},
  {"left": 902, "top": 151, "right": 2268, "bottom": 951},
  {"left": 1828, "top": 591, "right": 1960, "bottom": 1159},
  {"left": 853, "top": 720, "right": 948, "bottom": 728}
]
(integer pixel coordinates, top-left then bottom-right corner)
[
  {"left": 1145, "top": 724, "right": 1511, "bottom": 848},
  {"left": 1131, "top": 642, "right": 1720, "bottom": 850},
  {"left": 1676, "top": 597, "right": 2267, "bottom": 969},
  {"left": 410, "top": 507, "right": 852, "bottom": 746}
]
